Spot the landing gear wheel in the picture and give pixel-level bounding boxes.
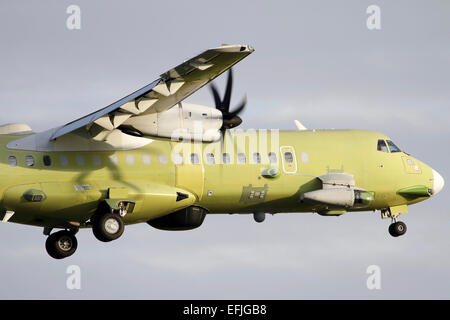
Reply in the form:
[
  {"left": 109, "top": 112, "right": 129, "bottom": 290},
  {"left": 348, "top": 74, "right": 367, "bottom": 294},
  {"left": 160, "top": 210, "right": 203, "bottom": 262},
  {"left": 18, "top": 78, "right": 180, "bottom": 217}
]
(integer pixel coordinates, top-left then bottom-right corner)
[
  {"left": 45, "top": 230, "right": 78, "bottom": 259},
  {"left": 388, "top": 221, "right": 407, "bottom": 237},
  {"left": 92, "top": 212, "right": 124, "bottom": 242}
]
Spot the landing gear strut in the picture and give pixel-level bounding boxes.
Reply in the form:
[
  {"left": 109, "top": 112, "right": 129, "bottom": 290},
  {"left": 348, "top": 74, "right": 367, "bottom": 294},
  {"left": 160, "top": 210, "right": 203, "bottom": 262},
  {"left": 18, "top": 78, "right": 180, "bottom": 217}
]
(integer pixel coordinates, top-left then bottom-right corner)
[{"left": 45, "top": 230, "right": 78, "bottom": 259}]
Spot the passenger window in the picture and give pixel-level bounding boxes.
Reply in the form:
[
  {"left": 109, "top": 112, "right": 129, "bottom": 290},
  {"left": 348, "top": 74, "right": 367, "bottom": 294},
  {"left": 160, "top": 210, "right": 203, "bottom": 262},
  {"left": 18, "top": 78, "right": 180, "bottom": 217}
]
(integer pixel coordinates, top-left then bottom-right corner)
[
  {"left": 126, "top": 154, "right": 135, "bottom": 165},
  {"left": 60, "top": 154, "right": 69, "bottom": 166},
  {"left": 253, "top": 152, "right": 261, "bottom": 164},
  {"left": 172, "top": 153, "right": 183, "bottom": 165},
  {"left": 43, "top": 155, "right": 52, "bottom": 167},
  {"left": 206, "top": 153, "right": 215, "bottom": 165},
  {"left": 284, "top": 152, "right": 294, "bottom": 163},
  {"left": 76, "top": 154, "right": 86, "bottom": 166},
  {"left": 190, "top": 153, "right": 200, "bottom": 165},
  {"left": 268, "top": 152, "right": 277, "bottom": 164},
  {"left": 158, "top": 154, "right": 168, "bottom": 165},
  {"left": 222, "top": 153, "right": 231, "bottom": 164},
  {"left": 387, "top": 140, "right": 401, "bottom": 153},
  {"left": 109, "top": 155, "right": 119, "bottom": 166},
  {"left": 93, "top": 154, "right": 102, "bottom": 166},
  {"left": 8, "top": 156, "right": 17, "bottom": 167},
  {"left": 142, "top": 154, "right": 151, "bottom": 165},
  {"left": 25, "top": 155, "right": 35, "bottom": 167},
  {"left": 377, "top": 140, "right": 389, "bottom": 153},
  {"left": 237, "top": 152, "right": 246, "bottom": 164}
]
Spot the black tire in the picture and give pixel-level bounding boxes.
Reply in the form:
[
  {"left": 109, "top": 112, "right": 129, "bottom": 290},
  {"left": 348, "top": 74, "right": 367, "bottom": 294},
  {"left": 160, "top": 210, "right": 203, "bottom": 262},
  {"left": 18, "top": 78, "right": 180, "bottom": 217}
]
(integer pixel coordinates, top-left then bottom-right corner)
[
  {"left": 393, "top": 221, "right": 407, "bottom": 236},
  {"left": 92, "top": 212, "right": 124, "bottom": 242},
  {"left": 388, "top": 223, "right": 397, "bottom": 237},
  {"left": 388, "top": 221, "right": 407, "bottom": 237},
  {"left": 45, "top": 230, "right": 78, "bottom": 259}
]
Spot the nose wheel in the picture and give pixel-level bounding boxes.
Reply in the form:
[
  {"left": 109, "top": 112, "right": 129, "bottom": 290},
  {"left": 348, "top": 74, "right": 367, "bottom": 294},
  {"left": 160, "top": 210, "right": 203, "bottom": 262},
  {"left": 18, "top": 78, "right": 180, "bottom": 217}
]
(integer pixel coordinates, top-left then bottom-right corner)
[
  {"left": 45, "top": 230, "right": 78, "bottom": 259},
  {"left": 388, "top": 220, "right": 407, "bottom": 237}
]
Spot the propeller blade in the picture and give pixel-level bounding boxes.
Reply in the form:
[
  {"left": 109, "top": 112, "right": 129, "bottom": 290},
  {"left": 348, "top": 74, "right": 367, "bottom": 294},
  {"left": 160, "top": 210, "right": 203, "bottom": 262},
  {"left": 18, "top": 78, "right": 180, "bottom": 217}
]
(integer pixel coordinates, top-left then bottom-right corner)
[
  {"left": 210, "top": 83, "right": 223, "bottom": 111},
  {"left": 222, "top": 69, "right": 233, "bottom": 113},
  {"left": 228, "top": 95, "right": 247, "bottom": 117}
]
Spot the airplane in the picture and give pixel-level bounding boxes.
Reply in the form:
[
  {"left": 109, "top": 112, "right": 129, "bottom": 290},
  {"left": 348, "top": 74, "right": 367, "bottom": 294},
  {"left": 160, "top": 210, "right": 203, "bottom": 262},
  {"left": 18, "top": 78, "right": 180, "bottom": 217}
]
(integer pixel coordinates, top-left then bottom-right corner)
[{"left": 0, "top": 44, "right": 444, "bottom": 259}]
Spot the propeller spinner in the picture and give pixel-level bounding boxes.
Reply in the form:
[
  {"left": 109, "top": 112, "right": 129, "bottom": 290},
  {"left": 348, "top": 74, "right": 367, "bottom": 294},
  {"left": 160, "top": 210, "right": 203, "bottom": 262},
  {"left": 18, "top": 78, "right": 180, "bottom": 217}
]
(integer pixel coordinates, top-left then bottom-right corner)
[{"left": 210, "top": 69, "right": 247, "bottom": 130}]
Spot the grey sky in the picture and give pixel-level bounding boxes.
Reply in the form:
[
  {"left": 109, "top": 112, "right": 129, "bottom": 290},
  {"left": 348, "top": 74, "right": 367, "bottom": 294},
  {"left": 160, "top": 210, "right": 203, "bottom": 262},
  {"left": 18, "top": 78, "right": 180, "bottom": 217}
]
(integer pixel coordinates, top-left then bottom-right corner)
[{"left": 0, "top": 0, "right": 449, "bottom": 299}]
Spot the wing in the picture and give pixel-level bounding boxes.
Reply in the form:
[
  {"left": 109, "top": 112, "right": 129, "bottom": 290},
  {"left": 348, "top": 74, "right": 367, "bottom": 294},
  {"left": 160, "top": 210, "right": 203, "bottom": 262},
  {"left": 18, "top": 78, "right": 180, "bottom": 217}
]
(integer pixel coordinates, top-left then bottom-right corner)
[{"left": 50, "top": 44, "right": 254, "bottom": 141}]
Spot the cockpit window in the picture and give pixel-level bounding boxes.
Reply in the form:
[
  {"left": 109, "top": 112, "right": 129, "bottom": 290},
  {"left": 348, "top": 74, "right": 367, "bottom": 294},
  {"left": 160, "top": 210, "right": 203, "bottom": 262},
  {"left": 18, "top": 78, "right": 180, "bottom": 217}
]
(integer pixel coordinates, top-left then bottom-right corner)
[
  {"left": 377, "top": 140, "right": 388, "bottom": 153},
  {"left": 387, "top": 140, "right": 401, "bottom": 153}
]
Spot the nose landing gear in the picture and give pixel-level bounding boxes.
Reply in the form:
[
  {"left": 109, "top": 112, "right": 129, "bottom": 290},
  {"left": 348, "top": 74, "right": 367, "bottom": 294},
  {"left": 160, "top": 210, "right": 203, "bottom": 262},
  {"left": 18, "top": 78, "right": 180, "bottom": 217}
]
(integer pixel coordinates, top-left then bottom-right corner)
[{"left": 388, "top": 219, "right": 407, "bottom": 237}]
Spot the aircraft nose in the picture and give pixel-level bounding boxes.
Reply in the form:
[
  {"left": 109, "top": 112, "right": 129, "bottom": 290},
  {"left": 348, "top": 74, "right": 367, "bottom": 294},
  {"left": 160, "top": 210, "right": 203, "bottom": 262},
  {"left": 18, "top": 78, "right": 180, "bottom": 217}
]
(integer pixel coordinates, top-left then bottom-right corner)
[{"left": 432, "top": 169, "right": 445, "bottom": 195}]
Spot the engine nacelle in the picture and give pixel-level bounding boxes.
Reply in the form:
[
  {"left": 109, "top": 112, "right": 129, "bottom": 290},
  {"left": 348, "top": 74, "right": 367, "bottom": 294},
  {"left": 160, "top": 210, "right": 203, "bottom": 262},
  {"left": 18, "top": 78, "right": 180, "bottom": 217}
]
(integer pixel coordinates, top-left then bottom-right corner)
[
  {"left": 123, "top": 103, "right": 223, "bottom": 142},
  {"left": 147, "top": 206, "right": 207, "bottom": 231}
]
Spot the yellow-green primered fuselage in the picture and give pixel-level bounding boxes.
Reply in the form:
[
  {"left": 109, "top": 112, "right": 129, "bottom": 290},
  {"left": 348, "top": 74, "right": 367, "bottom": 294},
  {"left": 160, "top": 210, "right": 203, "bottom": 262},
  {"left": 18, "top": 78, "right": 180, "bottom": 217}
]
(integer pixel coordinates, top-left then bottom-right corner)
[{"left": 0, "top": 129, "right": 435, "bottom": 229}]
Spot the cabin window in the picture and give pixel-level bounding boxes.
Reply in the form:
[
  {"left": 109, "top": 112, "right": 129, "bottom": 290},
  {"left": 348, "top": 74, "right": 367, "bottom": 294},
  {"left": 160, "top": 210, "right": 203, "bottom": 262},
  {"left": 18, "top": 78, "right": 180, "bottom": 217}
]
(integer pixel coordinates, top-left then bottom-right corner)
[
  {"left": 387, "top": 140, "right": 401, "bottom": 153},
  {"left": 126, "top": 154, "right": 135, "bottom": 165},
  {"left": 172, "top": 153, "right": 183, "bottom": 165},
  {"left": 377, "top": 140, "right": 389, "bottom": 153},
  {"left": 268, "top": 152, "right": 278, "bottom": 164},
  {"left": 206, "top": 153, "right": 215, "bottom": 165},
  {"left": 43, "top": 155, "right": 52, "bottom": 167},
  {"left": 222, "top": 153, "right": 231, "bottom": 164},
  {"left": 142, "top": 154, "right": 151, "bottom": 165},
  {"left": 158, "top": 154, "right": 168, "bottom": 165},
  {"left": 60, "top": 154, "right": 69, "bottom": 166},
  {"left": 8, "top": 156, "right": 17, "bottom": 167},
  {"left": 237, "top": 152, "right": 246, "bottom": 164},
  {"left": 284, "top": 152, "right": 294, "bottom": 163},
  {"left": 76, "top": 154, "right": 86, "bottom": 166},
  {"left": 190, "top": 153, "right": 200, "bottom": 165},
  {"left": 109, "top": 155, "right": 119, "bottom": 166},
  {"left": 253, "top": 152, "right": 261, "bottom": 164},
  {"left": 93, "top": 154, "right": 102, "bottom": 166},
  {"left": 25, "top": 155, "right": 35, "bottom": 167}
]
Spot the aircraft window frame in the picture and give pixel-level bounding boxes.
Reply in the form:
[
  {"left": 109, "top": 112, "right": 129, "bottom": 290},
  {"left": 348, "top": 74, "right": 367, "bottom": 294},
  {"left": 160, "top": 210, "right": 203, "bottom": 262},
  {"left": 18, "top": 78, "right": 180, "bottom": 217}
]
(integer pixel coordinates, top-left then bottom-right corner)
[
  {"left": 377, "top": 140, "right": 389, "bottom": 153},
  {"left": 60, "top": 154, "right": 69, "bottom": 167},
  {"left": 93, "top": 154, "right": 102, "bottom": 166},
  {"left": 109, "top": 154, "right": 119, "bottom": 166},
  {"left": 190, "top": 153, "right": 200, "bottom": 165},
  {"left": 253, "top": 152, "right": 262, "bottom": 164},
  {"left": 8, "top": 156, "right": 18, "bottom": 167},
  {"left": 25, "top": 155, "right": 35, "bottom": 167},
  {"left": 386, "top": 140, "right": 401, "bottom": 153},
  {"left": 237, "top": 152, "right": 246, "bottom": 164},
  {"left": 222, "top": 153, "right": 231, "bottom": 164},
  {"left": 76, "top": 154, "right": 86, "bottom": 166},
  {"left": 142, "top": 154, "right": 151, "bottom": 166},
  {"left": 43, "top": 155, "right": 52, "bottom": 167},
  {"left": 158, "top": 154, "right": 168, "bottom": 165},
  {"left": 172, "top": 153, "right": 183, "bottom": 165},
  {"left": 268, "top": 152, "right": 278, "bottom": 164},
  {"left": 284, "top": 152, "right": 294, "bottom": 164},
  {"left": 206, "top": 153, "right": 215, "bottom": 165},
  {"left": 126, "top": 154, "right": 135, "bottom": 166}
]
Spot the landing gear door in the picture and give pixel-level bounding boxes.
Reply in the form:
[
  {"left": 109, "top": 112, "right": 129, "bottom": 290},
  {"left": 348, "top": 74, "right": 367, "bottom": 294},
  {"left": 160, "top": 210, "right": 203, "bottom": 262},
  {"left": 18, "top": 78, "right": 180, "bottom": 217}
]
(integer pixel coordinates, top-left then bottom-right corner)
[{"left": 280, "top": 146, "right": 298, "bottom": 174}]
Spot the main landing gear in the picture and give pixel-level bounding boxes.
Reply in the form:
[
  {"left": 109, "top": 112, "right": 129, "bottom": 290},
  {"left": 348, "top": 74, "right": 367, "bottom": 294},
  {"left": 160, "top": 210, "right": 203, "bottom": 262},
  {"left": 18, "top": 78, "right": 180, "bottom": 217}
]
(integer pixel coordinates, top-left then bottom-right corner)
[
  {"left": 91, "top": 212, "right": 124, "bottom": 242},
  {"left": 45, "top": 229, "right": 78, "bottom": 259}
]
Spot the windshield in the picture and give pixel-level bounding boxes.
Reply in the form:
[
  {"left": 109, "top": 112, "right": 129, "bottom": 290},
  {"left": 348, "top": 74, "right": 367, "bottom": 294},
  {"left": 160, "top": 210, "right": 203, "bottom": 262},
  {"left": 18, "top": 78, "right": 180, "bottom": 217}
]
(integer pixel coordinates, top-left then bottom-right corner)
[{"left": 386, "top": 140, "right": 401, "bottom": 153}]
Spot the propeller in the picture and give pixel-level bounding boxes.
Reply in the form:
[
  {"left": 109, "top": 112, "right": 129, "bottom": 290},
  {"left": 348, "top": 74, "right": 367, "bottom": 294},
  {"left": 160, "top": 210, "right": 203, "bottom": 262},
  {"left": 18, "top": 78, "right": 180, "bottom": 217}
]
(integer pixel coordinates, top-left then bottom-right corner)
[{"left": 210, "top": 69, "right": 247, "bottom": 130}]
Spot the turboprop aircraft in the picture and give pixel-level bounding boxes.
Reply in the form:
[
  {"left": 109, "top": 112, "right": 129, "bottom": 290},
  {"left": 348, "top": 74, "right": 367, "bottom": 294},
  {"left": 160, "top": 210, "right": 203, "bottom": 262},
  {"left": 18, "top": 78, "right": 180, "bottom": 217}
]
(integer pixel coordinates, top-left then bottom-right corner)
[{"left": 0, "top": 45, "right": 444, "bottom": 259}]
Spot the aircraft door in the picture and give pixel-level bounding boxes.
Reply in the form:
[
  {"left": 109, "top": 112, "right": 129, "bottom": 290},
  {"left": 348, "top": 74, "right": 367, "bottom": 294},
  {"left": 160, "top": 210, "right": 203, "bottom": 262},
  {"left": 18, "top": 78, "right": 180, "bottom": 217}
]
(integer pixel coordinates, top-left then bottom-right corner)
[
  {"left": 280, "top": 146, "right": 298, "bottom": 174},
  {"left": 172, "top": 142, "right": 205, "bottom": 200}
]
